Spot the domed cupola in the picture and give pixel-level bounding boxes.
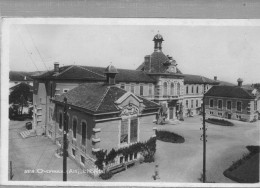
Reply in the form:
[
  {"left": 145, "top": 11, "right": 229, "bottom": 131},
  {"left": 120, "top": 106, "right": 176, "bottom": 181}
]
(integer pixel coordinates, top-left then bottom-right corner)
[
  {"left": 153, "top": 33, "right": 164, "bottom": 52},
  {"left": 104, "top": 63, "right": 118, "bottom": 85}
]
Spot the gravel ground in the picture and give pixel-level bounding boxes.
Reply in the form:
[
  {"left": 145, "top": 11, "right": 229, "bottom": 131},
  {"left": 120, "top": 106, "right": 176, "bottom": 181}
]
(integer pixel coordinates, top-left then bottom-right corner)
[{"left": 8, "top": 117, "right": 259, "bottom": 183}]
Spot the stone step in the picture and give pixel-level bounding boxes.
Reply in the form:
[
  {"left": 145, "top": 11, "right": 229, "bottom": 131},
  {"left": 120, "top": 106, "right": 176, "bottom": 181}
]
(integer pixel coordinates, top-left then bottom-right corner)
[{"left": 20, "top": 130, "right": 35, "bottom": 139}]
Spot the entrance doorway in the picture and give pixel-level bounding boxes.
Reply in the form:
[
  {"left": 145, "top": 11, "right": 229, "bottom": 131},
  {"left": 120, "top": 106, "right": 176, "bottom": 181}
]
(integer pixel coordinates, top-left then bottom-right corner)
[
  {"left": 169, "top": 107, "right": 175, "bottom": 120},
  {"left": 228, "top": 113, "right": 231, "bottom": 119}
]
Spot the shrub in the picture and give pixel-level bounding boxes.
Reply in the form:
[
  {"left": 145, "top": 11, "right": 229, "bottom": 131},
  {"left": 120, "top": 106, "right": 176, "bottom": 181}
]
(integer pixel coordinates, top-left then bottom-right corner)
[
  {"left": 100, "top": 171, "right": 113, "bottom": 180},
  {"left": 206, "top": 118, "right": 234, "bottom": 126},
  {"left": 94, "top": 137, "right": 157, "bottom": 170},
  {"left": 156, "top": 130, "right": 185, "bottom": 143}
]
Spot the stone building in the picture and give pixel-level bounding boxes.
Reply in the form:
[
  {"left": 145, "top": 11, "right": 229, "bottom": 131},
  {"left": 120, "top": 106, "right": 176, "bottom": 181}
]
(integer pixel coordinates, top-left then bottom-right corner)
[
  {"left": 31, "top": 33, "right": 218, "bottom": 135},
  {"left": 205, "top": 78, "right": 260, "bottom": 122},
  {"left": 52, "top": 65, "right": 159, "bottom": 175}
]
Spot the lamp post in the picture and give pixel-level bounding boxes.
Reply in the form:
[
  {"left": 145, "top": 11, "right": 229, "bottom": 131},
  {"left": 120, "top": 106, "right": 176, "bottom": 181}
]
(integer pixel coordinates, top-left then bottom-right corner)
[{"left": 63, "top": 97, "right": 68, "bottom": 181}]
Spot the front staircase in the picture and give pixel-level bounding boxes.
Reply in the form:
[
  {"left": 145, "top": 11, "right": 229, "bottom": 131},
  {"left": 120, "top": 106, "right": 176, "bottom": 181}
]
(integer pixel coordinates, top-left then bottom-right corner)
[{"left": 20, "top": 129, "right": 36, "bottom": 139}]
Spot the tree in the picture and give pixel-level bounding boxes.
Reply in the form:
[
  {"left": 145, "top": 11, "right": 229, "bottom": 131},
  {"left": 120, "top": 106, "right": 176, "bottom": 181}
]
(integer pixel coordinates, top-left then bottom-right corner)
[{"left": 9, "top": 83, "right": 33, "bottom": 115}]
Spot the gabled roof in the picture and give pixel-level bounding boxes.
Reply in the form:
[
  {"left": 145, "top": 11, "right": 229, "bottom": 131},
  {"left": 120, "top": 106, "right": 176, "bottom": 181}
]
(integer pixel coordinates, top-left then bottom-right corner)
[
  {"left": 53, "top": 83, "right": 159, "bottom": 113},
  {"left": 183, "top": 74, "right": 219, "bottom": 85},
  {"left": 32, "top": 65, "right": 155, "bottom": 83},
  {"left": 205, "top": 85, "right": 257, "bottom": 99},
  {"left": 9, "top": 71, "right": 34, "bottom": 82}
]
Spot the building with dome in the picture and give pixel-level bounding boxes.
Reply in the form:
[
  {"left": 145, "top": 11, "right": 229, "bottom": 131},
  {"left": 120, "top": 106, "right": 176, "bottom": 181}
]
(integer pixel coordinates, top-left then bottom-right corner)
[{"left": 30, "top": 33, "right": 219, "bottom": 175}]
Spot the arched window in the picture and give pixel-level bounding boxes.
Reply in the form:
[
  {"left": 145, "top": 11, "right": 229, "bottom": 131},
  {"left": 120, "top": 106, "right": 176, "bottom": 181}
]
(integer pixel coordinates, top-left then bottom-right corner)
[
  {"left": 170, "top": 83, "right": 174, "bottom": 96},
  {"left": 191, "top": 85, "right": 194, "bottom": 93},
  {"left": 59, "top": 112, "right": 63, "bottom": 130},
  {"left": 81, "top": 121, "right": 87, "bottom": 146},
  {"left": 73, "top": 118, "right": 77, "bottom": 139},
  {"left": 163, "top": 82, "right": 168, "bottom": 96},
  {"left": 177, "top": 83, "right": 180, "bottom": 96}
]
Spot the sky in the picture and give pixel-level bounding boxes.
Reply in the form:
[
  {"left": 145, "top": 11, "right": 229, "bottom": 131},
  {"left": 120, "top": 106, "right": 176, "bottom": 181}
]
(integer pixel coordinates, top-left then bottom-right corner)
[{"left": 9, "top": 23, "right": 260, "bottom": 84}]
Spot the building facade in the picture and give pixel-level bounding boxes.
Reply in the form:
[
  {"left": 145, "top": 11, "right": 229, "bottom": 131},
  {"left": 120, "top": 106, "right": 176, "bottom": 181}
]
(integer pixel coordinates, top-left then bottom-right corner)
[
  {"left": 205, "top": 79, "right": 260, "bottom": 122},
  {"left": 31, "top": 33, "right": 218, "bottom": 135},
  {"left": 51, "top": 67, "right": 159, "bottom": 175}
]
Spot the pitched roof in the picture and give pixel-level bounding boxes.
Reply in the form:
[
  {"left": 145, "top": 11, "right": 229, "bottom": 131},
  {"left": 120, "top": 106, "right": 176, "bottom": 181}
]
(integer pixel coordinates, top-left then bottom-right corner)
[
  {"left": 217, "top": 80, "right": 236, "bottom": 86},
  {"left": 9, "top": 82, "right": 33, "bottom": 91},
  {"left": 9, "top": 71, "right": 34, "bottom": 82},
  {"left": 53, "top": 83, "right": 159, "bottom": 113},
  {"left": 32, "top": 65, "right": 155, "bottom": 83},
  {"left": 183, "top": 74, "right": 219, "bottom": 85},
  {"left": 205, "top": 85, "right": 256, "bottom": 99},
  {"left": 137, "top": 52, "right": 182, "bottom": 74}
]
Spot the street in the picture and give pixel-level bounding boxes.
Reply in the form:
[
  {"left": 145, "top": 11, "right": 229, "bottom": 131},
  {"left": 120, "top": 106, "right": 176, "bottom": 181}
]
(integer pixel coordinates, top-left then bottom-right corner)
[{"left": 9, "top": 116, "right": 259, "bottom": 182}]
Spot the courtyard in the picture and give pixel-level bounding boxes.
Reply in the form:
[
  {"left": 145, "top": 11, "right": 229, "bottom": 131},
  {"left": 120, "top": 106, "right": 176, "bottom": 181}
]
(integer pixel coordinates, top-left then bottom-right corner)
[{"left": 9, "top": 116, "right": 259, "bottom": 183}]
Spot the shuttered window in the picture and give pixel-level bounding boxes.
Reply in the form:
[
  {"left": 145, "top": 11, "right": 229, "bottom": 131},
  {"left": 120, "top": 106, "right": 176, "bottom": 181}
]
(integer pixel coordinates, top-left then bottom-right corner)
[{"left": 130, "top": 118, "right": 138, "bottom": 143}]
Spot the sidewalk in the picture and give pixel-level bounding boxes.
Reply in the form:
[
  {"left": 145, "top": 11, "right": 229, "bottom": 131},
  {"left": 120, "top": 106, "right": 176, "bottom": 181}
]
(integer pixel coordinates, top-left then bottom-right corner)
[{"left": 9, "top": 120, "right": 96, "bottom": 181}]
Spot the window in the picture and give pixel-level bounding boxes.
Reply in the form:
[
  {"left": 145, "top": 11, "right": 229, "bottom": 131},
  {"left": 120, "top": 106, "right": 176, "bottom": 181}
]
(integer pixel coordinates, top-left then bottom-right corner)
[
  {"left": 134, "top": 152, "right": 137, "bottom": 159},
  {"left": 63, "top": 89, "right": 69, "bottom": 93},
  {"left": 237, "top": 101, "right": 242, "bottom": 111},
  {"left": 186, "top": 100, "right": 189, "bottom": 108},
  {"left": 130, "top": 118, "right": 138, "bottom": 143},
  {"left": 254, "top": 101, "right": 257, "bottom": 111},
  {"left": 148, "top": 84, "right": 153, "bottom": 96},
  {"left": 196, "top": 100, "right": 198, "bottom": 107},
  {"left": 210, "top": 111, "right": 213, "bottom": 115},
  {"left": 218, "top": 112, "right": 223, "bottom": 116},
  {"left": 80, "top": 155, "right": 85, "bottom": 165},
  {"left": 227, "top": 101, "right": 232, "bottom": 110},
  {"left": 170, "top": 83, "right": 174, "bottom": 95},
  {"left": 81, "top": 122, "right": 87, "bottom": 146},
  {"left": 129, "top": 153, "right": 133, "bottom": 161},
  {"left": 50, "top": 83, "right": 53, "bottom": 97},
  {"left": 72, "top": 148, "right": 75, "bottom": 157},
  {"left": 130, "top": 84, "right": 135, "bottom": 93},
  {"left": 236, "top": 115, "right": 241, "bottom": 119},
  {"left": 218, "top": 100, "right": 223, "bottom": 109},
  {"left": 191, "top": 85, "right": 194, "bottom": 94},
  {"left": 186, "top": 86, "right": 188, "bottom": 94},
  {"left": 72, "top": 118, "right": 77, "bottom": 139},
  {"left": 196, "top": 86, "right": 199, "bottom": 94},
  {"left": 177, "top": 83, "right": 180, "bottom": 96},
  {"left": 120, "top": 84, "right": 125, "bottom": 90},
  {"left": 191, "top": 100, "right": 194, "bottom": 108},
  {"left": 120, "top": 119, "right": 128, "bottom": 144},
  {"left": 163, "top": 82, "right": 167, "bottom": 96},
  {"left": 125, "top": 155, "right": 128, "bottom": 162},
  {"left": 140, "top": 85, "right": 144, "bottom": 96},
  {"left": 59, "top": 112, "right": 63, "bottom": 130},
  {"left": 120, "top": 156, "right": 124, "bottom": 164},
  {"left": 210, "top": 99, "right": 214, "bottom": 108}
]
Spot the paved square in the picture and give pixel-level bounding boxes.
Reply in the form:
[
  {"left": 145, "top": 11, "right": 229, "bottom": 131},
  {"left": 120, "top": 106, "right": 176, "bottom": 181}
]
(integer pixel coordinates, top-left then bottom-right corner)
[{"left": 9, "top": 117, "right": 259, "bottom": 182}]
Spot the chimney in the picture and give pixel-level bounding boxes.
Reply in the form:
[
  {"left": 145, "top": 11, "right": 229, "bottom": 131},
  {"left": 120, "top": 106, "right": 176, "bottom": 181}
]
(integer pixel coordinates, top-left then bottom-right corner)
[
  {"left": 104, "top": 64, "right": 118, "bottom": 85},
  {"left": 54, "top": 62, "right": 59, "bottom": 73},
  {"left": 237, "top": 78, "right": 243, "bottom": 87},
  {"left": 214, "top": 76, "right": 217, "bottom": 81}
]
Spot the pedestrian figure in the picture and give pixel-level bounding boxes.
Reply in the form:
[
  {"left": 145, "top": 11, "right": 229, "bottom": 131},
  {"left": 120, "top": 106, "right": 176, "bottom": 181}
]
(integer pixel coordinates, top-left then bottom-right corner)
[{"left": 154, "top": 164, "right": 160, "bottom": 180}]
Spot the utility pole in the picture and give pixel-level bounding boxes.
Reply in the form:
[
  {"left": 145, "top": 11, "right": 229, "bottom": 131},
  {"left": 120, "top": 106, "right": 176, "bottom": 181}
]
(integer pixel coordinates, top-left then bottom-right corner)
[
  {"left": 202, "top": 83, "right": 206, "bottom": 183},
  {"left": 63, "top": 97, "right": 68, "bottom": 181}
]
